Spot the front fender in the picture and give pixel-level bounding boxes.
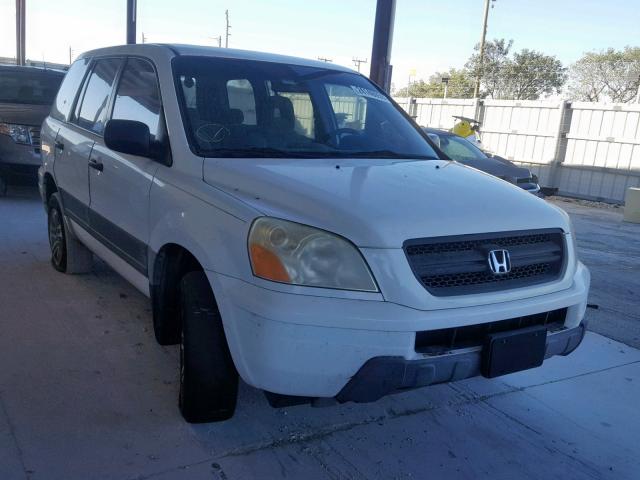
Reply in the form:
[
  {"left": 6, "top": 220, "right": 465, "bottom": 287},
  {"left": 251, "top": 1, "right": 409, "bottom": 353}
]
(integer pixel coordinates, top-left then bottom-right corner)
[{"left": 147, "top": 176, "right": 252, "bottom": 282}]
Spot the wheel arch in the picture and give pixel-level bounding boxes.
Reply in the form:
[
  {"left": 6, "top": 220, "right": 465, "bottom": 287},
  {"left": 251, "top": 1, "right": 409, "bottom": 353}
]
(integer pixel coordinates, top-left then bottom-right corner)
[{"left": 43, "top": 172, "right": 58, "bottom": 205}]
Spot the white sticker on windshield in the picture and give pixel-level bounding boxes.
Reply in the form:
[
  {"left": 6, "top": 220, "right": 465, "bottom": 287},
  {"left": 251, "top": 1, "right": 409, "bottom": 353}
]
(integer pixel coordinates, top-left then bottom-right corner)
[{"left": 350, "top": 85, "right": 390, "bottom": 103}]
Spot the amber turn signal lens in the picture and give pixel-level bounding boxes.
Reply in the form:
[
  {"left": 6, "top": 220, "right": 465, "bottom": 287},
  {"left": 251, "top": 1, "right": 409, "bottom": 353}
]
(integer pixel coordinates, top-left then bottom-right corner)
[{"left": 249, "top": 244, "right": 290, "bottom": 282}]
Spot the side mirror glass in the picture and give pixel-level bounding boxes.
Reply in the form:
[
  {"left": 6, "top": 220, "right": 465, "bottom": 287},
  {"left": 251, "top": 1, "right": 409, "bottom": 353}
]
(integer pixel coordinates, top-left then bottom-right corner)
[{"left": 104, "top": 119, "right": 153, "bottom": 158}]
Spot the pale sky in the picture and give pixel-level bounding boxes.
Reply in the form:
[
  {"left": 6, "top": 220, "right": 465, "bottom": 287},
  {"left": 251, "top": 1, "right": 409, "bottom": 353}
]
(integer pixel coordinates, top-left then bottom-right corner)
[{"left": 1, "top": 0, "right": 639, "bottom": 88}]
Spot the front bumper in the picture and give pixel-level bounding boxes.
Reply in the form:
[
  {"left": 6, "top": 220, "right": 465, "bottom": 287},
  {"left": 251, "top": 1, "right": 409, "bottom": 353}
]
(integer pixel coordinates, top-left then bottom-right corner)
[
  {"left": 0, "top": 135, "right": 41, "bottom": 169},
  {"left": 208, "top": 261, "right": 590, "bottom": 399},
  {"left": 337, "top": 321, "right": 586, "bottom": 403}
]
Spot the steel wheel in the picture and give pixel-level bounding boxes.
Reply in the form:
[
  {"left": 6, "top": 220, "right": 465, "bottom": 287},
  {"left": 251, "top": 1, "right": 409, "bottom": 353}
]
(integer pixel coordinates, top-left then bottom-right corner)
[{"left": 48, "top": 207, "right": 64, "bottom": 266}]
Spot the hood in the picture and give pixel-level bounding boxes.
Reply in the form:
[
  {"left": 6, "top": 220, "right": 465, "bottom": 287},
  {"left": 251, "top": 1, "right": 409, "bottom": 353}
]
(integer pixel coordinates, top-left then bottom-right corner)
[
  {"left": 0, "top": 103, "right": 51, "bottom": 127},
  {"left": 457, "top": 154, "right": 531, "bottom": 179},
  {"left": 203, "top": 158, "right": 568, "bottom": 248}
]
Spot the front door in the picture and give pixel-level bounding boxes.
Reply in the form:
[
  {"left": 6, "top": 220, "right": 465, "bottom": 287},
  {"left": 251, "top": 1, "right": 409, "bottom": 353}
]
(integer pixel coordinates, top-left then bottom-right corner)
[{"left": 88, "top": 57, "right": 164, "bottom": 277}]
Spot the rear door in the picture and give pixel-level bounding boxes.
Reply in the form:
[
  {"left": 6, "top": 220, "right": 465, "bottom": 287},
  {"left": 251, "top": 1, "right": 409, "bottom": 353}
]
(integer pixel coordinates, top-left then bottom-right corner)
[
  {"left": 48, "top": 57, "right": 92, "bottom": 219},
  {"left": 87, "top": 57, "right": 164, "bottom": 277},
  {"left": 53, "top": 57, "right": 122, "bottom": 227}
]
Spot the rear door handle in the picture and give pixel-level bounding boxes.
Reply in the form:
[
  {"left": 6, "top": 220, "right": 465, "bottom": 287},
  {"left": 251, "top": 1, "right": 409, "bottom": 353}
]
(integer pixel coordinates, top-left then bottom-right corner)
[
  {"left": 55, "top": 141, "right": 64, "bottom": 151},
  {"left": 89, "top": 158, "right": 103, "bottom": 172}
]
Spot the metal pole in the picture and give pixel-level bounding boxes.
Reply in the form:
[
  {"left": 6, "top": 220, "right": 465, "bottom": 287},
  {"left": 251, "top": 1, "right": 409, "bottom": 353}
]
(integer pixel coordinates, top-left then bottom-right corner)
[
  {"left": 473, "top": 0, "right": 491, "bottom": 98},
  {"left": 126, "top": 0, "right": 137, "bottom": 44},
  {"left": 16, "top": 0, "right": 26, "bottom": 66},
  {"left": 225, "top": 10, "right": 231, "bottom": 48},
  {"left": 68, "top": 46, "right": 72, "bottom": 65},
  {"left": 443, "top": 83, "right": 448, "bottom": 99},
  {"left": 369, "top": 0, "right": 396, "bottom": 93}
]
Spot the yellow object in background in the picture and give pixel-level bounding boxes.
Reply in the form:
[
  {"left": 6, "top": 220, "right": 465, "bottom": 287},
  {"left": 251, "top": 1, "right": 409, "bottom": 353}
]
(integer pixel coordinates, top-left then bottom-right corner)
[{"left": 452, "top": 120, "right": 474, "bottom": 139}]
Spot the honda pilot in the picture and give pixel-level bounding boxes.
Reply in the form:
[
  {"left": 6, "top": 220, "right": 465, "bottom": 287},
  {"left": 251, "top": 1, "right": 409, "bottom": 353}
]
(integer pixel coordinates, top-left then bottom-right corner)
[{"left": 39, "top": 44, "right": 590, "bottom": 423}]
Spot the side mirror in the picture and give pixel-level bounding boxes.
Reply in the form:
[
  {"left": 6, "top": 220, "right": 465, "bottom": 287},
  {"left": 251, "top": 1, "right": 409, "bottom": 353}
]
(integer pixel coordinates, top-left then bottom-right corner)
[{"left": 104, "top": 119, "right": 154, "bottom": 158}]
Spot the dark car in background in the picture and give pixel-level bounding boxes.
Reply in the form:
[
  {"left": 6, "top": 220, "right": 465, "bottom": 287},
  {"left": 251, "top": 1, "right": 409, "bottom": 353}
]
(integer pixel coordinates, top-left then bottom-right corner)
[
  {"left": 423, "top": 127, "right": 541, "bottom": 194},
  {"left": 0, "top": 65, "right": 65, "bottom": 195}
]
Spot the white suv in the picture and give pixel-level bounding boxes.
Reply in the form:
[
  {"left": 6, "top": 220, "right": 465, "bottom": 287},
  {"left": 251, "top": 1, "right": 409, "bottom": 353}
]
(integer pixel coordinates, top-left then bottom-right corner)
[{"left": 39, "top": 44, "right": 590, "bottom": 423}]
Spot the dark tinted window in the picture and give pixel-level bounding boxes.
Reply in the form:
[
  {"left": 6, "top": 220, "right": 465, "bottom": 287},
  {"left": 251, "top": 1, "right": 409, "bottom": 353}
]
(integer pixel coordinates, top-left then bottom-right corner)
[
  {"left": 0, "top": 69, "right": 63, "bottom": 105},
  {"left": 111, "top": 58, "right": 162, "bottom": 139},
  {"left": 173, "top": 57, "right": 438, "bottom": 160},
  {"left": 76, "top": 58, "right": 121, "bottom": 134},
  {"left": 51, "top": 58, "right": 89, "bottom": 121}
]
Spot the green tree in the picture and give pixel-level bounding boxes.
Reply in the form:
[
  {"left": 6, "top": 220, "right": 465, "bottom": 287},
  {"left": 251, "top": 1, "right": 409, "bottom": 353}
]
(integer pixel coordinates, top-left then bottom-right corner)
[
  {"left": 567, "top": 47, "right": 640, "bottom": 102},
  {"left": 465, "top": 39, "right": 513, "bottom": 99},
  {"left": 395, "top": 68, "right": 474, "bottom": 98},
  {"left": 465, "top": 39, "right": 566, "bottom": 99},
  {"left": 502, "top": 50, "right": 567, "bottom": 100}
]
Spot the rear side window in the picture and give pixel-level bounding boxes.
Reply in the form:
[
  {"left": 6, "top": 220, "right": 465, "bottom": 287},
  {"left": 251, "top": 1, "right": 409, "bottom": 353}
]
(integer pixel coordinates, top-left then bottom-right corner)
[
  {"left": 76, "top": 58, "right": 121, "bottom": 135},
  {"left": 111, "top": 58, "right": 162, "bottom": 139},
  {"left": 51, "top": 58, "right": 89, "bottom": 121}
]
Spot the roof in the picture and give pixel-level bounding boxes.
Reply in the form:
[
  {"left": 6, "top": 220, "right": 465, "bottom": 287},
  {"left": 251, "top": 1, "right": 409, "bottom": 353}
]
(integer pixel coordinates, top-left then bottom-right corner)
[
  {"left": 0, "top": 64, "right": 66, "bottom": 76},
  {"left": 80, "top": 43, "right": 356, "bottom": 74}
]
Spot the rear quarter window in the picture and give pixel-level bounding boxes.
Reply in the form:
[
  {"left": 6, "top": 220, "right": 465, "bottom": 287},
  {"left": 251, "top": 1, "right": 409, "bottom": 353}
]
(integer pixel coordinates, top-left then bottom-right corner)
[{"left": 51, "top": 58, "right": 90, "bottom": 122}]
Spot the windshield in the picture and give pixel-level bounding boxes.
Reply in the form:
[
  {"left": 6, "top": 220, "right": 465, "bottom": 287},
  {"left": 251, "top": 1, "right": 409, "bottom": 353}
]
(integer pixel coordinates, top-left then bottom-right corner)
[
  {"left": 435, "top": 133, "right": 488, "bottom": 162},
  {"left": 172, "top": 56, "right": 438, "bottom": 159},
  {"left": 0, "top": 70, "right": 63, "bottom": 105}
]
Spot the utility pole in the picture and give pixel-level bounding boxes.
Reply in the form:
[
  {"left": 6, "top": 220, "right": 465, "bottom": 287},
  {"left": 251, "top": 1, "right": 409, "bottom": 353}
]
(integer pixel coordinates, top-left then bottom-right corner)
[
  {"left": 473, "top": 0, "right": 492, "bottom": 98},
  {"left": 68, "top": 46, "right": 73, "bottom": 65},
  {"left": 126, "top": 0, "right": 137, "bottom": 44},
  {"left": 369, "top": 0, "right": 396, "bottom": 93},
  {"left": 211, "top": 35, "right": 222, "bottom": 47},
  {"left": 352, "top": 57, "right": 367, "bottom": 73},
  {"left": 317, "top": 57, "right": 332, "bottom": 63},
  {"left": 225, "top": 9, "right": 231, "bottom": 48},
  {"left": 141, "top": 32, "right": 147, "bottom": 44},
  {"left": 15, "top": 0, "right": 26, "bottom": 66}
]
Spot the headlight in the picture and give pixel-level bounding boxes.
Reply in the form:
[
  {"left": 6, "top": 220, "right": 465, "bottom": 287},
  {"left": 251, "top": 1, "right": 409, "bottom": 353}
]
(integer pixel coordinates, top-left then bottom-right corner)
[
  {"left": 0, "top": 122, "right": 32, "bottom": 145},
  {"left": 248, "top": 217, "right": 378, "bottom": 292}
]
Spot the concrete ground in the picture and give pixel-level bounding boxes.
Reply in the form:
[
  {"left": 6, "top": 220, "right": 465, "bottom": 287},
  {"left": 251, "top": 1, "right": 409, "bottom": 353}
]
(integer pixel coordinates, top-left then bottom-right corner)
[{"left": 1, "top": 186, "right": 639, "bottom": 480}]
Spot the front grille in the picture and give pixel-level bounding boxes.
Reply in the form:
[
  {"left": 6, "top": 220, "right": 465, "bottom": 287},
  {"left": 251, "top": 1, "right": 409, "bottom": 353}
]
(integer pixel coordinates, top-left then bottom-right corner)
[
  {"left": 29, "top": 127, "right": 41, "bottom": 153},
  {"left": 415, "top": 308, "right": 567, "bottom": 354},
  {"left": 405, "top": 229, "right": 566, "bottom": 296}
]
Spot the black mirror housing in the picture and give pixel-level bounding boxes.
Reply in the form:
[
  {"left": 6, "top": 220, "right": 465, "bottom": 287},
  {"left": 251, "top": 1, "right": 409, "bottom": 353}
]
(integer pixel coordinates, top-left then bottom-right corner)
[{"left": 104, "top": 119, "right": 152, "bottom": 158}]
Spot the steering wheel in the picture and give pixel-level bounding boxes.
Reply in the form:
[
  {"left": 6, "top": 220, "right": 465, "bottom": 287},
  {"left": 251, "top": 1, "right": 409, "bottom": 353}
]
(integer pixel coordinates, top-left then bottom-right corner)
[
  {"left": 324, "top": 127, "right": 361, "bottom": 146},
  {"left": 195, "top": 123, "right": 230, "bottom": 144}
]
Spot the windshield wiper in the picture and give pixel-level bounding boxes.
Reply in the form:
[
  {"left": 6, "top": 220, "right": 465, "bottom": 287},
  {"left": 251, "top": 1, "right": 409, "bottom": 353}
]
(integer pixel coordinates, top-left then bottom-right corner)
[
  {"left": 205, "top": 147, "right": 310, "bottom": 158},
  {"left": 204, "top": 147, "right": 440, "bottom": 160},
  {"left": 346, "top": 150, "right": 439, "bottom": 160}
]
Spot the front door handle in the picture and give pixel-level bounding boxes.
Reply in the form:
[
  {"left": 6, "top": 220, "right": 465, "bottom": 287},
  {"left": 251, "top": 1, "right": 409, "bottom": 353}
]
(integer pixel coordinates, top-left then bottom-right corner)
[{"left": 89, "top": 159, "right": 103, "bottom": 172}]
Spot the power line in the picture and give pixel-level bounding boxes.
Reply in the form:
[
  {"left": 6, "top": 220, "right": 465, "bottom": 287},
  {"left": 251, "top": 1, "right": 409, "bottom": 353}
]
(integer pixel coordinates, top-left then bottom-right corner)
[{"left": 352, "top": 57, "right": 368, "bottom": 73}]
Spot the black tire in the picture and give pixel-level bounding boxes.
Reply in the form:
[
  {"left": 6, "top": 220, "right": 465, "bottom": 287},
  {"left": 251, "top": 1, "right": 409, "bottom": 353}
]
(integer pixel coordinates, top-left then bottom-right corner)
[
  {"left": 179, "top": 271, "right": 238, "bottom": 423},
  {"left": 48, "top": 194, "right": 67, "bottom": 272},
  {"left": 0, "top": 175, "right": 7, "bottom": 197}
]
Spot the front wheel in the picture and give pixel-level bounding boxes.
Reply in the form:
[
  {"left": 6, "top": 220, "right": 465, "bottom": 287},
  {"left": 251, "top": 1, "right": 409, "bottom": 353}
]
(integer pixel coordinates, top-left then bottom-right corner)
[{"left": 179, "top": 271, "right": 238, "bottom": 423}]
